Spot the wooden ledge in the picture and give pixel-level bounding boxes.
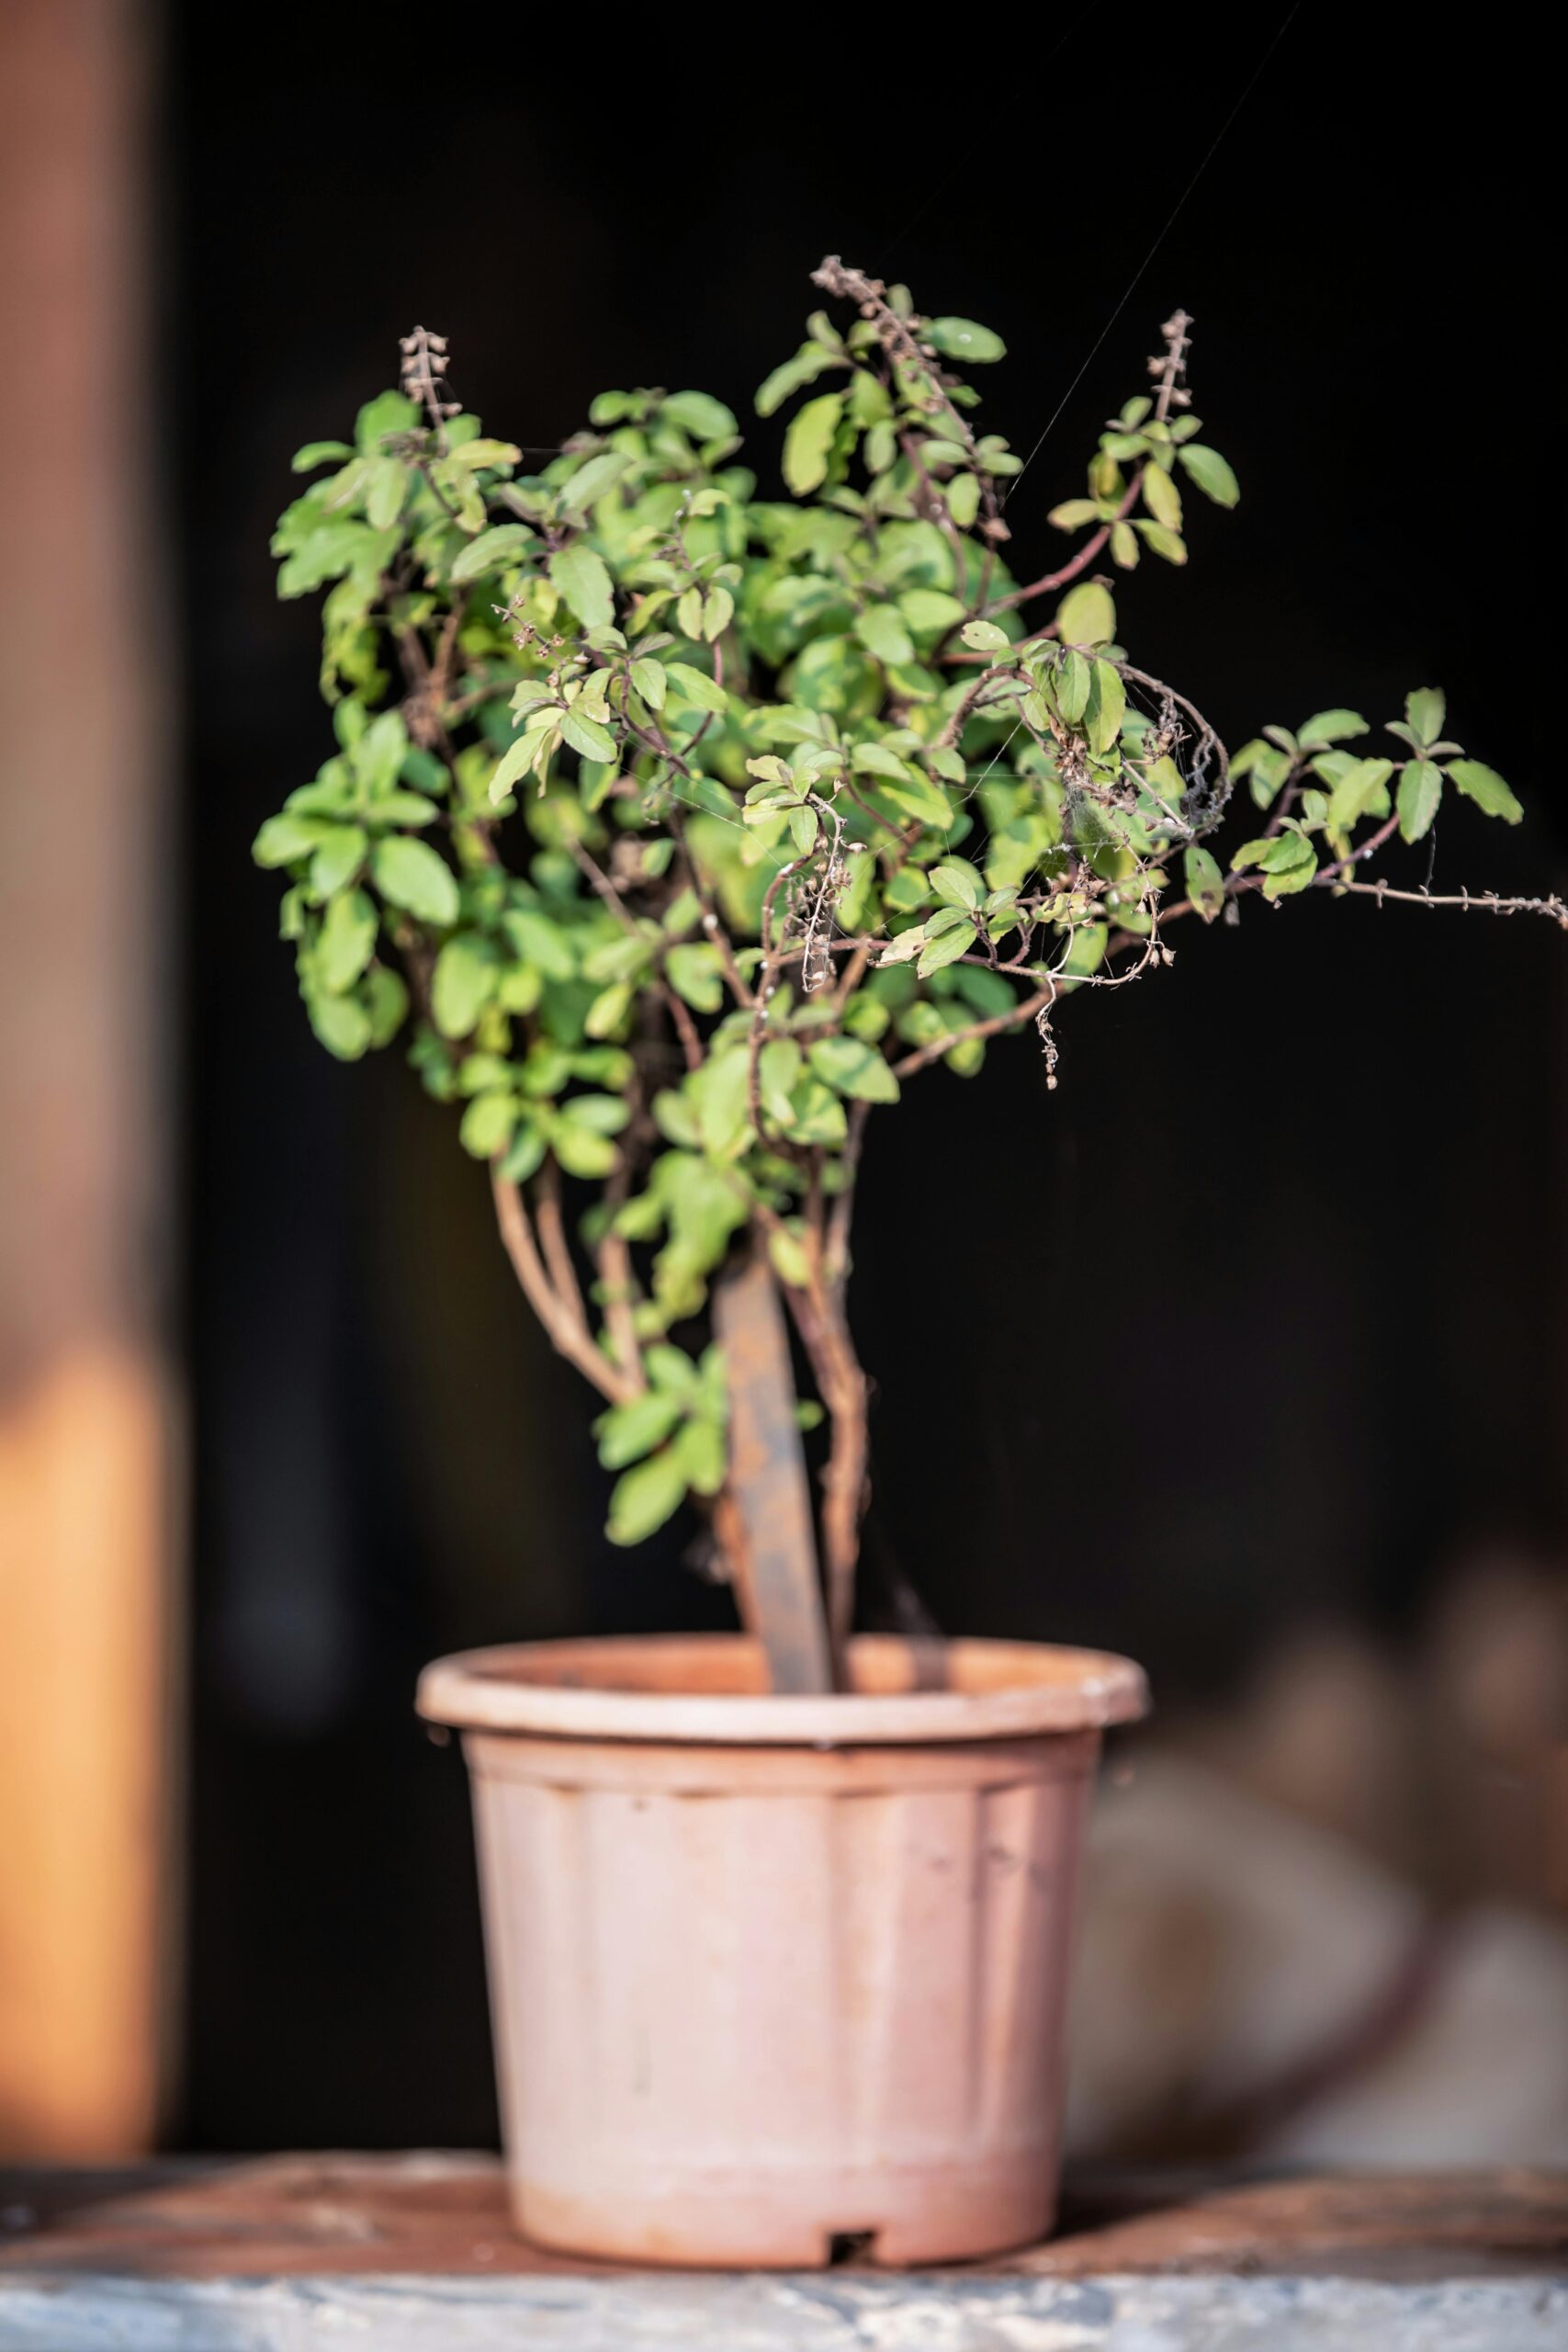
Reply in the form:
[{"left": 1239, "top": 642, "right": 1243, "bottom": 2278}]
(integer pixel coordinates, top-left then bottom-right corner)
[
  {"left": 0, "top": 2153, "right": 1563, "bottom": 2280},
  {"left": 2, "top": 2158, "right": 1564, "bottom": 2350}
]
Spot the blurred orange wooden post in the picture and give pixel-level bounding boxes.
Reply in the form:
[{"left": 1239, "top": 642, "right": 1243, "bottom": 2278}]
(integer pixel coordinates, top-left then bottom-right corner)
[{"left": 0, "top": 0, "right": 177, "bottom": 2155}]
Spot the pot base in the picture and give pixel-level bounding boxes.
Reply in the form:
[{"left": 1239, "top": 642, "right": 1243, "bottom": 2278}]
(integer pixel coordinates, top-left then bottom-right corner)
[{"left": 514, "top": 2156, "right": 1055, "bottom": 2269}]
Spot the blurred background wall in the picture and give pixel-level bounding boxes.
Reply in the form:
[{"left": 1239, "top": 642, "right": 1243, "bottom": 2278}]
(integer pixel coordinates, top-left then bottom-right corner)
[
  {"left": 0, "top": 0, "right": 175, "bottom": 2158},
  {"left": 1, "top": 0, "right": 1563, "bottom": 2160}
]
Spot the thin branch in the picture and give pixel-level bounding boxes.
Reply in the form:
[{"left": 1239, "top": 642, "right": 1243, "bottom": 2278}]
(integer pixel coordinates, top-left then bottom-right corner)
[
  {"left": 936, "top": 659, "right": 1025, "bottom": 753},
  {"left": 490, "top": 1165, "right": 637, "bottom": 1407},
  {"left": 1335, "top": 878, "right": 1568, "bottom": 924},
  {"left": 811, "top": 255, "right": 1010, "bottom": 549},
  {"left": 826, "top": 1101, "right": 870, "bottom": 1286},
  {"left": 536, "top": 1159, "right": 586, "bottom": 1328},
  {"left": 986, "top": 480, "right": 1140, "bottom": 616},
  {"left": 891, "top": 981, "right": 1058, "bottom": 1080}
]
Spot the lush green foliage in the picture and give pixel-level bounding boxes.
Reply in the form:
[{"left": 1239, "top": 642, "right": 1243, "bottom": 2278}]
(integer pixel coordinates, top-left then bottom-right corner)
[{"left": 257, "top": 261, "right": 1531, "bottom": 1559}]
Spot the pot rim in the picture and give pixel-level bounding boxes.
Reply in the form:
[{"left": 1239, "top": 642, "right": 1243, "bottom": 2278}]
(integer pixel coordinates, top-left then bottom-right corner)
[{"left": 416, "top": 1632, "right": 1147, "bottom": 1746}]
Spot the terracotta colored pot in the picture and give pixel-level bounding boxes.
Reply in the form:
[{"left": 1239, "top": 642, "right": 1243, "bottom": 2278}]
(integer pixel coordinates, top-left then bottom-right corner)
[{"left": 417, "top": 1632, "right": 1146, "bottom": 2267}]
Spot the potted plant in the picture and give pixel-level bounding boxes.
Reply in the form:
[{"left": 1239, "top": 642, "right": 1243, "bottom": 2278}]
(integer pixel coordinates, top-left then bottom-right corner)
[{"left": 256, "top": 258, "right": 1560, "bottom": 2264}]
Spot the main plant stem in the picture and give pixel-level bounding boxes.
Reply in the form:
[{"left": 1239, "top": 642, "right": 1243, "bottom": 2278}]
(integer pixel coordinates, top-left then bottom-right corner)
[{"left": 712, "top": 1248, "right": 833, "bottom": 1692}]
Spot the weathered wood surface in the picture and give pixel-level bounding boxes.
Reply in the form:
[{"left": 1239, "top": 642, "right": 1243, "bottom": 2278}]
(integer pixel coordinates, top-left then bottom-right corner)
[
  {"left": 1, "top": 2153, "right": 1562, "bottom": 2279},
  {"left": 2, "top": 2158, "right": 1563, "bottom": 2349}
]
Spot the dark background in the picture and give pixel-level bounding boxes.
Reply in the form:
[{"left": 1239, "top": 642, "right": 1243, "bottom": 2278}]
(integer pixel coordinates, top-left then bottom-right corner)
[{"left": 169, "top": 4, "right": 1565, "bottom": 2147}]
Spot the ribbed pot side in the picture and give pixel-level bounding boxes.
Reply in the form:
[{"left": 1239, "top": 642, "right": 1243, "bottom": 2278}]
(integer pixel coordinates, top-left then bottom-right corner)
[{"left": 417, "top": 1633, "right": 1148, "bottom": 2267}]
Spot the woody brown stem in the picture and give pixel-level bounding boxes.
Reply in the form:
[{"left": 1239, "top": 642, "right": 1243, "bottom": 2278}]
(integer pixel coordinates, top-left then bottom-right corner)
[{"left": 490, "top": 1165, "right": 637, "bottom": 1407}]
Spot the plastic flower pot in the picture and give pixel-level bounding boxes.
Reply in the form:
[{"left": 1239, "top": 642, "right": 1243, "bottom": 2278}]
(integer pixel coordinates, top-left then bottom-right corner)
[{"left": 417, "top": 1632, "right": 1146, "bottom": 2267}]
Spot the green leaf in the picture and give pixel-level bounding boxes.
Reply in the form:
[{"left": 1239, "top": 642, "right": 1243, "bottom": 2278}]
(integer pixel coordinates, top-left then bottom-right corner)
[
  {"left": 365, "top": 458, "right": 410, "bottom": 530},
  {"left": 317, "top": 888, "right": 378, "bottom": 993},
  {"left": 662, "top": 390, "right": 738, "bottom": 441},
  {"left": 783, "top": 392, "right": 844, "bottom": 494},
  {"left": 926, "top": 317, "right": 1006, "bottom": 363},
  {"left": 930, "top": 857, "right": 984, "bottom": 911},
  {"left": 308, "top": 989, "right": 372, "bottom": 1060},
  {"left": 1404, "top": 687, "right": 1446, "bottom": 747},
  {"left": 292, "top": 439, "right": 354, "bottom": 472},
  {"left": 1047, "top": 498, "right": 1104, "bottom": 531},
  {"left": 662, "top": 662, "right": 728, "bottom": 715},
  {"left": 561, "top": 708, "right": 617, "bottom": 763},
  {"left": 1056, "top": 582, "right": 1115, "bottom": 647},
  {"left": 1262, "top": 844, "right": 1317, "bottom": 899},
  {"left": 1325, "top": 756, "right": 1394, "bottom": 831},
  {"left": 807, "top": 1035, "right": 900, "bottom": 1102},
  {"left": 945, "top": 472, "right": 980, "bottom": 528},
  {"left": 558, "top": 451, "right": 633, "bottom": 518},
  {"left": 666, "top": 942, "right": 725, "bottom": 1012},
  {"left": 432, "top": 933, "right": 499, "bottom": 1036},
  {"left": 755, "top": 343, "right": 837, "bottom": 419},
  {"left": 459, "top": 1090, "right": 518, "bottom": 1159},
  {"left": 606, "top": 1449, "right": 688, "bottom": 1545},
  {"left": 1184, "top": 843, "right": 1225, "bottom": 923},
  {"left": 365, "top": 966, "right": 409, "bottom": 1046},
  {"left": 442, "top": 437, "right": 520, "bottom": 474},
  {"left": 959, "top": 618, "right": 1010, "bottom": 652},
  {"left": 854, "top": 605, "right": 915, "bottom": 666},
  {"left": 768, "top": 1225, "right": 812, "bottom": 1287},
  {"left": 400, "top": 747, "right": 448, "bottom": 794},
  {"left": 1232, "top": 832, "right": 1316, "bottom": 876},
  {"left": 254, "top": 812, "right": 326, "bottom": 867},
  {"left": 850, "top": 741, "right": 912, "bottom": 783},
  {"left": 1297, "top": 709, "right": 1368, "bottom": 750},
  {"left": 354, "top": 390, "right": 419, "bottom": 452},
  {"left": 1086, "top": 661, "right": 1125, "bottom": 755},
  {"left": 595, "top": 1390, "right": 683, "bottom": 1471},
  {"left": 1134, "top": 520, "right": 1186, "bottom": 565},
  {"left": 1055, "top": 649, "right": 1091, "bottom": 724},
  {"left": 917, "top": 921, "right": 976, "bottom": 978},
  {"left": 551, "top": 1125, "right": 619, "bottom": 1181},
  {"left": 450, "top": 524, "right": 536, "bottom": 582},
  {"left": 702, "top": 585, "right": 734, "bottom": 643},
  {"left": 547, "top": 544, "right": 615, "bottom": 630},
  {"left": 371, "top": 835, "right": 459, "bottom": 926},
  {"left": 898, "top": 588, "right": 967, "bottom": 634},
  {"left": 506, "top": 908, "right": 577, "bottom": 981},
  {"left": 500, "top": 1122, "right": 547, "bottom": 1183},
  {"left": 1142, "top": 463, "right": 1182, "bottom": 529},
  {"left": 585, "top": 981, "right": 632, "bottom": 1038},
  {"left": 560, "top": 1091, "right": 630, "bottom": 1136},
  {"left": 630, "top": 656, "right": 666, "bottom": 709},
  {"left": 308, "top": 824, "right": 367, "bottom": 899},
  {"left": 782, "top": 1077, "right": 847, "bottom": 1145},
  {"left": 1397, "top": 760, "right": 1443, "bottom": 843},
  {"left": 1447, "top": 759, "right": 1522, "bottom": 822},
  {"left": 675, "top": 1417, "right": 727, "bottom": 1497},
  {"left": 1176, "top": 444, "right": 1239, "bottom": 506},
  {"left": 1059, "top": 922, "right": 1106, "bottom": 978},
  {"left": 952, "top": 965, "right": 1015, "bottom": 1017}
]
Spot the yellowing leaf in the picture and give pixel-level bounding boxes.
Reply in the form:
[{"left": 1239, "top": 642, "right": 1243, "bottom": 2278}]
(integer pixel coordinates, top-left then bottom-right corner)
[
  {"left": 1142, "top": 462, "right": 1182, "bottom": 529},
  {"left": 782, "top": 391, "right": 843, "bottom": 494},
  {"left": 1056, "top": 582, "right": 1115, "bottom": 647},
  {"left": 1397, "top": 760, "right": 1442, "bottom": 843},
  {"left": 1176, "top": 444, "right": 1239, "bottom": 506},
  {"left": 1448, "top": 760, "right": 1522, "bottom": 822},
  {"left": 926, "top": 317, "right": 1006, "bottom": 363}
]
